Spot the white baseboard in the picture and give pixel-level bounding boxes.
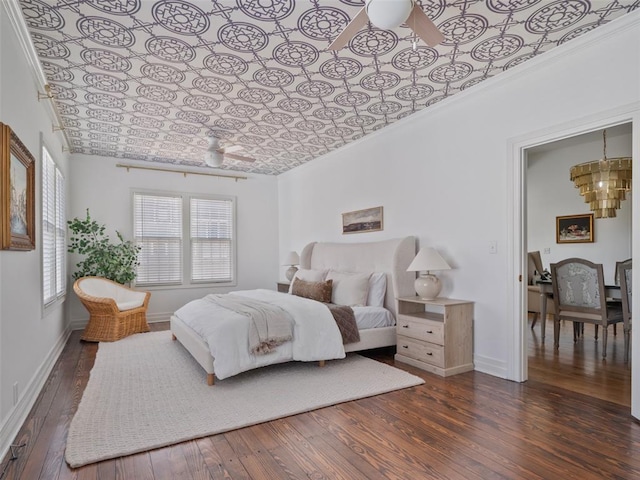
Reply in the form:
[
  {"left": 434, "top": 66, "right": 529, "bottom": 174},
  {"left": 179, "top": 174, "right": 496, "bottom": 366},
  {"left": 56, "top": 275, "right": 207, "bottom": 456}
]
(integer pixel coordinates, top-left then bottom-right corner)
[
  {"left": 473, "top": 354, "right": 509, "bottom": 379},
  {"left": 69, "top": 312, "right": 172, "bottom": 331},
  {"left": 0, "top": 328, "right": 72, "bottom": 462}
]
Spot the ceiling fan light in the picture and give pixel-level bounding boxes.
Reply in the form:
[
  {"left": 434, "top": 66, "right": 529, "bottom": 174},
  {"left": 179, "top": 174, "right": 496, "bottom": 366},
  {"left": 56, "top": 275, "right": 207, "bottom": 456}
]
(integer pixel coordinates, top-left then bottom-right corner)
[
  {"left": 206, "top": 136, "right": 219, "bottom": 151},
  {"left": 366, "top": 0, "right": 413, "bottom": 29},
  {"left": 204, "top": 150, "right": 224, "bottom": 167}
]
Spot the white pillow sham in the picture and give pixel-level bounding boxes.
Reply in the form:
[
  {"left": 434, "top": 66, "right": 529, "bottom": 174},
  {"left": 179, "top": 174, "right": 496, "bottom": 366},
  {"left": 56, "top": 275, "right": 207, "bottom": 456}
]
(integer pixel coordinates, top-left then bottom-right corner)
[
  {"left": 367, "top": 272, "right": 387, "bottom": 308},
  {"left": 288, "top": 268, "right": 327, "bottom": 293},
  {"left": 326, "top": 270, "right": 371, "bottom": 307}
]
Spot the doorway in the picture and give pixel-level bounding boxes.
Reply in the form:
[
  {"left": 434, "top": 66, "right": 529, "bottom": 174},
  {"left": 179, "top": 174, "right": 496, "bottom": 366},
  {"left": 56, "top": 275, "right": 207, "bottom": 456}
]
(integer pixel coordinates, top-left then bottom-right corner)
[
  {"left": 506, "top": 105, "right": 639, "bottom": 419},
  {"left": 525, "top": 124, "right": 632, "bottom": 406}
]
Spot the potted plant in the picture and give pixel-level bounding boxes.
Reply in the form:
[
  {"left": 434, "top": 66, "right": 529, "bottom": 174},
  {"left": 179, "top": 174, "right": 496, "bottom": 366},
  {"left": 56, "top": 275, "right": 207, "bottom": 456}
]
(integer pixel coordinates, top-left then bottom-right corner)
[{"left": 67, "top": 209, "right": 141, "bottom": 285}]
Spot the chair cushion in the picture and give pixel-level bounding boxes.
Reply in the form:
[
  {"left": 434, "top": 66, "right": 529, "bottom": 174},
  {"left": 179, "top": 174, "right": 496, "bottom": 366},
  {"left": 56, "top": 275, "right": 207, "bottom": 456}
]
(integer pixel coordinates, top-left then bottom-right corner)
[
  {"left": 78, "top": 277, "right": 147, "bottom": 311},
  {"left": 116, "top": 299, "right": 145, "bottom": 311}
]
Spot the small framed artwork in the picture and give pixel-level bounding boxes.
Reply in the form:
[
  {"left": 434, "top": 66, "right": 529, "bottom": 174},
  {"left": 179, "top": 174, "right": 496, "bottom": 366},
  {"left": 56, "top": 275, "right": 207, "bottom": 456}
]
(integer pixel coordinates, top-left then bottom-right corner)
[
  {"left": 342, "top": 206, "right": 383, "bottom": 234},
  {"left": 556, "top": 213, "right": 594, "bottom": 244},
  {"left": 1, "top": 123, "right": 35, "bottom": 250}
]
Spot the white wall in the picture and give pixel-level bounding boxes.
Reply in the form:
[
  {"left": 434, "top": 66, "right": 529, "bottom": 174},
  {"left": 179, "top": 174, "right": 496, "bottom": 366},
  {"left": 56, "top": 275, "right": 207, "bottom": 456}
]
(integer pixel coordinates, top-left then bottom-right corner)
[
  {"left": 278, "top": 13, "right": 640, "bottom": 380},
  {"left": 527, "top": 123, "right": 632, "bottom": 283},
  {"left": 67, "top": 155, "right": 279, "bottom": 325},
  {"left": 0, "top": 2, "right": 70, "bottom": 457}
]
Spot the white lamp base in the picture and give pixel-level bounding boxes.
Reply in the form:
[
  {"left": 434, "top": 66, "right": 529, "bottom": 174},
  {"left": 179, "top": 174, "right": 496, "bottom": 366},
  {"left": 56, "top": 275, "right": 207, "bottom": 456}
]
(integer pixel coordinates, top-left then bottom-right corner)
[
  {"left": 285, "top": 266, "right": 298, "bottom": 282},
  {"left": 414, "top": 274, "right": 441, "bottom": 300}
]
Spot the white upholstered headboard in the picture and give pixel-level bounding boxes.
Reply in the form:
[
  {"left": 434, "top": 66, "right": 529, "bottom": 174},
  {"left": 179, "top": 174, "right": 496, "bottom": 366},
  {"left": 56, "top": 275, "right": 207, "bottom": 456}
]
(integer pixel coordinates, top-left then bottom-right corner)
[{"left": 299, "top": 236, "right": 416, "bottom": 318}]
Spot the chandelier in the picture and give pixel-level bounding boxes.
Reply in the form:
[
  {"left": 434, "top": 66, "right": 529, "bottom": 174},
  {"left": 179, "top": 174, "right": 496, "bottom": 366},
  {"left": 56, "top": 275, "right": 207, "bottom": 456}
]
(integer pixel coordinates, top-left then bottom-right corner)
[{"left": 570, "top": 130, "right": 632, "bottom": 218}]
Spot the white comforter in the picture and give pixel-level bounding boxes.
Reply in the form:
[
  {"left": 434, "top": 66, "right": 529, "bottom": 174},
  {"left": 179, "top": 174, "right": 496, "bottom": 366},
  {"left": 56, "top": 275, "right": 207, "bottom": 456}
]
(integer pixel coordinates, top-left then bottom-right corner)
[{"left": 174, "top": 289, "right": 346, "bottom": 380}]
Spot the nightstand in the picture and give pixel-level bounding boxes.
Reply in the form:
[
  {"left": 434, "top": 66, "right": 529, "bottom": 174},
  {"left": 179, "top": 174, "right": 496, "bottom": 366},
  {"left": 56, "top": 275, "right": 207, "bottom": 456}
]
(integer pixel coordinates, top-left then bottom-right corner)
[
  {"left": 395, "top": 296, "right": 474, "bottom": 377},
  {"left": 277, "top": 282, "right": 290, "bottom": 293}
]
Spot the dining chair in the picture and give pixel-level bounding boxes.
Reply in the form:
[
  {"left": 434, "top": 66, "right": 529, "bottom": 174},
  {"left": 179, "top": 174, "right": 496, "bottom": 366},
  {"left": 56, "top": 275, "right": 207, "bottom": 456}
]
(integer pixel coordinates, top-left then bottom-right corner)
[
  {"left": 619, "top": 262, "right": 632, "bottom": 363},
  {"left": 551, "top": 258, "right": 623, "bottom": 359},
  {"left": 527, "top": 251, "right": 555, "bottom": 337},
  {"left": 527, "top": 251, "right": 544, "bottom": 328},
  {"left": 615, "top": 258, "right": 632, "bottom": 285}
]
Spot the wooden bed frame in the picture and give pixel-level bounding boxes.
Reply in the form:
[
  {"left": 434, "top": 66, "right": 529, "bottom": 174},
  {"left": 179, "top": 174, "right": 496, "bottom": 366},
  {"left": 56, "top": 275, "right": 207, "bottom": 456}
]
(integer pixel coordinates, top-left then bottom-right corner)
[{"left": 170, "top": 236, "right": 416, "bottom": 385}]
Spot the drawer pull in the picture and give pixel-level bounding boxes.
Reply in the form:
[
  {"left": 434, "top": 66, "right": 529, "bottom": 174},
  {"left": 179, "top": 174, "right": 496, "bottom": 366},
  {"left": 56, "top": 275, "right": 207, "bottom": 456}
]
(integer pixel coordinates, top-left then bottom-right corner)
[
  {"left": 402, "top": 324, "right": 409, "bottom": 328},
  {"left": 402, "top": 345, "right": 409, "bottom": 349},
  {"left": 426, "top": 330, "right": 433, "bottom": 334},
  {"left": 426, "top": 352, "right": 433, "bottom": 356}
]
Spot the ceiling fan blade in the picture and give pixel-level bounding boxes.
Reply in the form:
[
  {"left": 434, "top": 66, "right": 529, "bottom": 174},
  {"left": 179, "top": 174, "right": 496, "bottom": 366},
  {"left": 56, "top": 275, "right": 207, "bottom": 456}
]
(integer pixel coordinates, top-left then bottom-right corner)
[
  {"left": 328, "top": 7, "right": 368, "bottom": 50},
  {"left": 406, "top": 4, "right": 445, "bottom": 47},
  {"left": 222, "top": 145, "right": 244, "bottom": 154},
  {"left": 223, "top": 152, "right": 256, "bottom": 163}
]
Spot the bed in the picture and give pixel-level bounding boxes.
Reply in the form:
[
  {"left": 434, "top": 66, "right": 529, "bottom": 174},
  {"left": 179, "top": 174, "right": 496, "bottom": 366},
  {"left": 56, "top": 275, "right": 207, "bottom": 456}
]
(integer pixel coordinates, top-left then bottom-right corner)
[{"left": 170, "top": 236, "right": 416, "bottom": 384}]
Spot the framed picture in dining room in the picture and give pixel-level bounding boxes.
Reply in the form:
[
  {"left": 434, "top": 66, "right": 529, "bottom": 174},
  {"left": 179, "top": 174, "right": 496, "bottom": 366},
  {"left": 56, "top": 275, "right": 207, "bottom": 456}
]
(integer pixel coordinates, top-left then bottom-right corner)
[
  {"left": 1, "top": 123, "right": 36, "bottom": 250},
  {"left": 556, "top": 213, "right": 594, "bottom": 244}
]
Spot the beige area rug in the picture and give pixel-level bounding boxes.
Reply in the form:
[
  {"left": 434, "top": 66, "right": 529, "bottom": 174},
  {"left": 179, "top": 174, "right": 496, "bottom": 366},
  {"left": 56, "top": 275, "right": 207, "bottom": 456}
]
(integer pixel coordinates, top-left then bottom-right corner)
[{"left": 65, "top": 331, "right": 424, "bottom": 468}]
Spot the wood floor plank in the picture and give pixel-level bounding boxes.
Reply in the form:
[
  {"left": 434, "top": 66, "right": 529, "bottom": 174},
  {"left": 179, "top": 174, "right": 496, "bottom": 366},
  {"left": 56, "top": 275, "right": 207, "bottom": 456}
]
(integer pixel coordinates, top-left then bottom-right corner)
[
  {"left": 3, "top": 320, "right": 639, "bottom": 480},
  {"left": 194, "top": 437, "right": 239, "bottom": 480},
  {"left": 148, "top": 444, "right": 191, "bottom": 480},
  {"left": 115, "top": 452, "right": 154, "bottom": 480},
  {"left": 209, "top": 436, "right": 252, "bottom": 480}
]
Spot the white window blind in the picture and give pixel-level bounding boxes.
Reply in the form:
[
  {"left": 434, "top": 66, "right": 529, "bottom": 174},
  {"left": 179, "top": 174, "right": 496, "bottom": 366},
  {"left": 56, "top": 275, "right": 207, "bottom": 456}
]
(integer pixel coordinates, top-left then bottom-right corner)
[
  {"left": 42, "top": 146, "right": 66, "bottom": 306},
  {"left": 190, "top": 197, "right": 234, "bottom": 283},
  {"left": 134, "top": 193, "right": 183, "bottom": 286}
]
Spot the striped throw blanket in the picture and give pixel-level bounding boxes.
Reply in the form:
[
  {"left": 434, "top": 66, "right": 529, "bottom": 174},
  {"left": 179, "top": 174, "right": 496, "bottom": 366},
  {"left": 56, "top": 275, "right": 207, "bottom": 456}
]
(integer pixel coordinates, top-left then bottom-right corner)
[{"left": 205, "top": 294, "right": 293, "bottom": 355}]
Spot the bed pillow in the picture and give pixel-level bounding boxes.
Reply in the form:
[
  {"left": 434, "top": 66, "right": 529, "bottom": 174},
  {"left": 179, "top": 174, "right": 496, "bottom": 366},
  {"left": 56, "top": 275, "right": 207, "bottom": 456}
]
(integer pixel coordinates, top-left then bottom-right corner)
[
  {"left": 326, "top": 270, "right": 371, "bottom": 307},
  {"left": 367, "top": 272, "right": 387, "bottom": 308},
  {"left": 291, "top": 278, "right": 333, "bottom": 303},
  {"left": 288, "top": 268, "right": 327, "bottom": 293}
]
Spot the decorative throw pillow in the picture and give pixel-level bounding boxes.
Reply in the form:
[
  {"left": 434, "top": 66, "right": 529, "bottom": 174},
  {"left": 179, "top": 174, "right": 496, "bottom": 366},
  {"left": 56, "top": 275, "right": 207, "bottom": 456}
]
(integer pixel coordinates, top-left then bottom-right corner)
[
  {"left": 292, "top": 278, "right": 333, "bottom": 303},
  {"left": 326, "top": 270, "right": 371, "bottom": 307},
  {"left": 288, "top": 268, "right": 327, "bottom": 293}
]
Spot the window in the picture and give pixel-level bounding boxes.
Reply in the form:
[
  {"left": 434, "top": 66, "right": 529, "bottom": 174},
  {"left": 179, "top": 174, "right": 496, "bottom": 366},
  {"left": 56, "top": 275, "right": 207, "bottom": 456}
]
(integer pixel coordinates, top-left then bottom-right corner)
[
  {"left": 42, "top": 146, "right": 66, "bottom": 306},
  {"left": 133, "top": 192, "right": 235, "bottom": 287}
]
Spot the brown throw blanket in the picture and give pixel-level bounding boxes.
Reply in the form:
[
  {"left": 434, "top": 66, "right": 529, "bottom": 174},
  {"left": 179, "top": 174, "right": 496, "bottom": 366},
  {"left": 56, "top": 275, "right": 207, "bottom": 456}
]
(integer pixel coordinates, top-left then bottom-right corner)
[{"left": 324, "top": 303, "right": 360, "bottom": 344}]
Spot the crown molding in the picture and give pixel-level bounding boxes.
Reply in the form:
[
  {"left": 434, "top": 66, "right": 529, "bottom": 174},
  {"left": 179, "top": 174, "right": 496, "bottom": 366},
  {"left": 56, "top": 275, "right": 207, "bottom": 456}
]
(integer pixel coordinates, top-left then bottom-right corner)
[{"left": 3, "top": 0, "right": 71, "bottom": 151}]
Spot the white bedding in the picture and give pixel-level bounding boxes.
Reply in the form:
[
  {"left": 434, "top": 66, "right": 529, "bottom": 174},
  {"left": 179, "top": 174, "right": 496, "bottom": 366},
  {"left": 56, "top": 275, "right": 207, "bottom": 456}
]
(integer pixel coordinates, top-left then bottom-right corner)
[
  {"left": 173, "top": 289, "right": 346, "bottom": 380},
  {"left": 353, "top": 306, "right": 396, "bottom": 330}
]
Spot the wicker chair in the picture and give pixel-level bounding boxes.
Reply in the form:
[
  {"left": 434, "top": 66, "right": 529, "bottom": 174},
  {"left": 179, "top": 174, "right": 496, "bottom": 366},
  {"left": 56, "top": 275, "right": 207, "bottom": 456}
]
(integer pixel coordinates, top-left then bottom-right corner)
[{"left": 74, "top": 277, "right": 151, "bottom": 342}]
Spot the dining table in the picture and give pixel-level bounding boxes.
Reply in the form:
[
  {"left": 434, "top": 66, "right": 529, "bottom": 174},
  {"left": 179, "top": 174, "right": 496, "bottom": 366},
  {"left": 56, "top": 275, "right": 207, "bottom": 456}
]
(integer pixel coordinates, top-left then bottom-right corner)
[{"left": 535, "top": 280, "right": 621, "bottom": 341}]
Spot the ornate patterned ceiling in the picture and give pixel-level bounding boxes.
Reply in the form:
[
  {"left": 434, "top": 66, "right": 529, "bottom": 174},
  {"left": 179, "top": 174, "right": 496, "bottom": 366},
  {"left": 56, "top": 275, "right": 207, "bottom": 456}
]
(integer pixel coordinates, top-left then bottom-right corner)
[{"left": 19, "top": 0, "right": 639, "bottom": 175}]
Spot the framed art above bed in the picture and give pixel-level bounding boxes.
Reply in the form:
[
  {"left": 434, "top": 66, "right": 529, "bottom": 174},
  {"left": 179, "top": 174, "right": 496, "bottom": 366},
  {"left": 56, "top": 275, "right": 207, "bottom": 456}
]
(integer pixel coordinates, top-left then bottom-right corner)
[{"left": 342, "top": 206, "right": 383, "bottom": 234}]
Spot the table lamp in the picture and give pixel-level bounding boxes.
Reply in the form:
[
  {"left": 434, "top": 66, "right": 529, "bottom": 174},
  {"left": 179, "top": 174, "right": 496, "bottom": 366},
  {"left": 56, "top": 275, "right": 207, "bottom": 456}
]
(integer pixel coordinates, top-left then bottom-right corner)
[
  {"left": 407, "top": 247, "right": 451, "bottom": 300},
  {"left": 283, "top": 251, "right": 300, "bottom": 281}
]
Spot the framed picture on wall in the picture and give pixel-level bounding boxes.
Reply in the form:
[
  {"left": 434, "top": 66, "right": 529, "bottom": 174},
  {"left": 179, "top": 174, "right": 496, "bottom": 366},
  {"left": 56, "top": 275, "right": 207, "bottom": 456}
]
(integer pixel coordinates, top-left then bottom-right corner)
[
  {"left": 556, "top": 213, "right": 594, "bottom": 244},
  {"left": 1, "top": 123, "right": 36, "bottom": 250},
  {"left": 342, "top": 206, "right": 383, "bottom": 234}
]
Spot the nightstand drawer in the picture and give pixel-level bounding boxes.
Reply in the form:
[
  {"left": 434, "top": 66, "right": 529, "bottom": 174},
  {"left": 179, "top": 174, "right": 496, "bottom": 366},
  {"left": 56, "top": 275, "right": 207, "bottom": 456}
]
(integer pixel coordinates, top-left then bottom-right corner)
[
  {"left": 397, "top": 315, "right": 444, "bottom": 344},
  {"left": 396, "top": 335, "right": 444, "bottom": 367}
]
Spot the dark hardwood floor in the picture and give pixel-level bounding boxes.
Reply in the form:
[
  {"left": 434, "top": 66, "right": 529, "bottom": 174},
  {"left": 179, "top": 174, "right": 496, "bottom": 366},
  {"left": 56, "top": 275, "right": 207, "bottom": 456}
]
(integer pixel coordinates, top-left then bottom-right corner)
[
  {"left": 528, "top": 315, "right": 631, "bottom": 407},
  {"left": 2, "top": 321, "right": 639, "bottom": 480}
]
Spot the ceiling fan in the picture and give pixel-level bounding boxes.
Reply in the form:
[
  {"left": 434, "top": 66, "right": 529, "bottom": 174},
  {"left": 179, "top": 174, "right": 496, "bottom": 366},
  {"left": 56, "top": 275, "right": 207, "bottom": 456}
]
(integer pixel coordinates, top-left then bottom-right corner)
[
  {"left": 328, "top": 0, "right": 445, "bottom": 50},
  {"left": 204, "top": 137, "right": 256, "bottom": 167}
]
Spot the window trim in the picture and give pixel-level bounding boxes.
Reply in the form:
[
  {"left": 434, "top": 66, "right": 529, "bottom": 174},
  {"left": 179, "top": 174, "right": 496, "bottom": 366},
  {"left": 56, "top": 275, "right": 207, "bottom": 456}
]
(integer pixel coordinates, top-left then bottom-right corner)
[
  {"left": 132, "top": 189, "right": 237, "bottom": 289},
  {"left": 41, "top": 142, "right": 66, "bottom": 312}
]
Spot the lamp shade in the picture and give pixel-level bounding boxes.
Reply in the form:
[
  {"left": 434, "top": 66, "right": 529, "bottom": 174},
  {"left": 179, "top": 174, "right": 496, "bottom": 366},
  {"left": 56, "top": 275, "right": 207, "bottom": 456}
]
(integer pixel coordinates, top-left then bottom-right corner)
[
  {"left": 282, "top": 251, "right": 300, "bottom": 266},
  {"left": 407, "top": 247, "right": 451, "bottom": 272},
  {"left": 204, "top": 150, "right": 223, "bottom": 167}
]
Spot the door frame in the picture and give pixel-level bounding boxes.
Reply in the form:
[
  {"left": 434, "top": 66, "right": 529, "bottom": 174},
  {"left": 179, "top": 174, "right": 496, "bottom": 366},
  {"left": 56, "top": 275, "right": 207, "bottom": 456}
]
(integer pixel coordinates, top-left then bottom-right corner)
[{"left": 506, "top": 103, "right": 639, "bottom": 418}]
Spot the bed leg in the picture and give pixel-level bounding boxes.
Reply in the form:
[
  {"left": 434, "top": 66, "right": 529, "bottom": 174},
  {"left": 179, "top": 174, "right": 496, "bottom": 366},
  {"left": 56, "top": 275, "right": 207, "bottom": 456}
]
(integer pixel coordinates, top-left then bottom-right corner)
[
  {"left": 318, "top": 360, "right": 326, "bottom": 368},
  {"left": 207, "top": 373, "right": 215, "bottom": 386},
  {"left": 171, "top": 333, "right": 177, "bottom": 341}
]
